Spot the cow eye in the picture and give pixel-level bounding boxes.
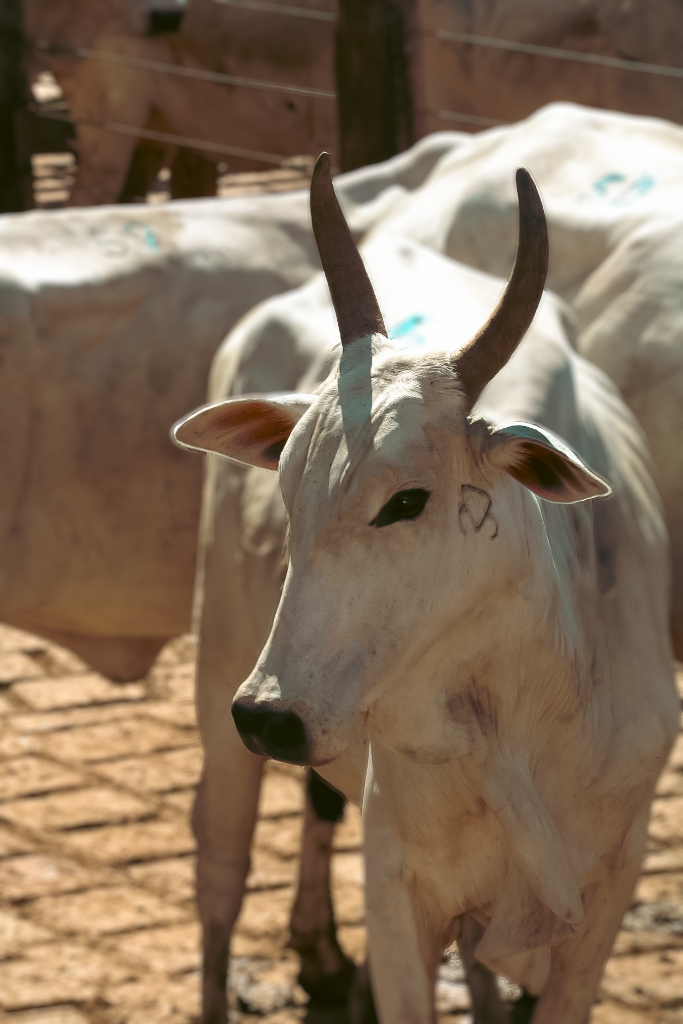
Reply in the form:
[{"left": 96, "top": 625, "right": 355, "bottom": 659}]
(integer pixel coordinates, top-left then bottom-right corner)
[{"left": 371, "top": 488, "right": 430, "bottom": 528}]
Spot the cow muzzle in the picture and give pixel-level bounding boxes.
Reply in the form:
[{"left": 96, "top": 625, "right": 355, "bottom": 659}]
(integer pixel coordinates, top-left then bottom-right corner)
[{"left": 232, "top": 700, "right": 309, "bottom": 765}]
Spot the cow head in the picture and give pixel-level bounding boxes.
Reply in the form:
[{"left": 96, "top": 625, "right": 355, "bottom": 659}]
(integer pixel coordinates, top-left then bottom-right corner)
[{"left": 174, "top": 154, "right": 610, "bottom": 768}]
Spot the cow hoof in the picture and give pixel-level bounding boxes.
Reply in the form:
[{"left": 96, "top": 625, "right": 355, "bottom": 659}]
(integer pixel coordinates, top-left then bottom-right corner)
[
  {"left": 510, "top": 990, "right": 538, "bottom": 1023},
  {"left": 347, "top": 962, "right": 377, "bottom": 1024},
  {"left": 298, "top": 954, "right": 356, "bottom": 1005}
]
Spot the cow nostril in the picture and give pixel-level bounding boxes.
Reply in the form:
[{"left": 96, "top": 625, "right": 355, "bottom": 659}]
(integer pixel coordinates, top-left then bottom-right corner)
[
  {"left": 232, "top": 703, "right": 309, "bottom": 765},
  {"left": 263, "top": 711, "right": 307, "bottom": 756},
  {"left": 232, "top": 703, "right": 266, "bottom": 739}
]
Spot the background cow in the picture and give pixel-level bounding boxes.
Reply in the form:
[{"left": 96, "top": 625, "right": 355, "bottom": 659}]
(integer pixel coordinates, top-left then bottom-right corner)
[{"left": 25, "top": 0, "right": 337, "bottom": 206}]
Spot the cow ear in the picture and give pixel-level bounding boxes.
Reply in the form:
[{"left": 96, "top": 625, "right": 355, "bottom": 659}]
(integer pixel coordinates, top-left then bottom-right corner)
[
  {"left": 488, "top": 422, "right": 612, "bottom": 504},
  {"left": 172, "top": 394, "right": 316, "bottom": 470}
]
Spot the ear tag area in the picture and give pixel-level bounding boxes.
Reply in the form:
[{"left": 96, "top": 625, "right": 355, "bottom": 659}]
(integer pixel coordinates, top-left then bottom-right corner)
[
  {"left": 490, "top": 422, "right": 612, "bottom": 504},
  {"left": 172, "top": 394, "right": 316, "bottom": 470}
]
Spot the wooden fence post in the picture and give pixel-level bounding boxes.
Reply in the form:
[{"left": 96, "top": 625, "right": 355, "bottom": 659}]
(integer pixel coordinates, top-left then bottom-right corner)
[
  {"left": 0, "top": 0, "right": 33, "bottom": 212},
  {"left": 335, "top": 0, "right": 415, "bottom": 172}
]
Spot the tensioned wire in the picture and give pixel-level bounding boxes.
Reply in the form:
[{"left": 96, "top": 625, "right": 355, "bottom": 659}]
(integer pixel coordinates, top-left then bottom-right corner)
[
  {"left": 31, "top": 13, "right": 683, "bottom": 166},
  {"left": 436, "top": 28, "right": 683, "bottom": 81},
  {"left": 31, "top": 107, "right": 306, "bottom": 166}
]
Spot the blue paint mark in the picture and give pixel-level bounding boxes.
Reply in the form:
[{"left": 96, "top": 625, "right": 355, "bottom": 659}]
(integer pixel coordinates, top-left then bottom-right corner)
[
  {"left": 389, "top": 313, "right": 426, "bottom": 339},
  {"left": 612, "top": 174, "right": 656, "bottom": 205},
  {"left": 144, "top": 227, "right": 160, "bottom": 250},
  {"left": 593, "top": 172, "right": 626, "bottom": 196},
  {"left": 576, "top": 172, "right": 656, "bottom": 206},
  {"left": 388, "top": 313, "right": 433, "bottom": 352},
  {"left": 123, "top": 221, "right": 160, "bottom": 251}
]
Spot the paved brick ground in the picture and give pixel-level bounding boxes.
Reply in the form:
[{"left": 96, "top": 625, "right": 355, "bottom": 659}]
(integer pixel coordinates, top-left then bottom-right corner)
[{"left": 0, "top": 624, "right": 679, "bottom": 1023}]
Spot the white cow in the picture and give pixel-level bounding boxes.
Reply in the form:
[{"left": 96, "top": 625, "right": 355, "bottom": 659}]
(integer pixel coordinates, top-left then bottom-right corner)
[
  {"left": 0, "top": 189, "right": 318, "bottom": 680},
  {"left": 175, "top": 157, "right": 679, "bottom": 1021}
]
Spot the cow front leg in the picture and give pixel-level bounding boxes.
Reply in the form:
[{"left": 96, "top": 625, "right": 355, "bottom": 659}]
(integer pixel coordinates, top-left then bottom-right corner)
[
  {"left": 194, "top": 629, "right": 266, "bottom": 1024},
  {"left": 531, "top": 822, "right": 647, "bottom": 1024},
  {"left": 363, "top": 757, "right": 440, "bottom": 1024},
  {"left": 192, "top": 458, "right": 281, "bottom": 1023},
  {"left": 456, "top": 914, "right": 511, "bottom": 1024},
  {"left": 193, "top": 738, "right": 264, "bottom": 1024},
  {"left": 288, "top": 770, "right": 356, "bottom": 1003}
]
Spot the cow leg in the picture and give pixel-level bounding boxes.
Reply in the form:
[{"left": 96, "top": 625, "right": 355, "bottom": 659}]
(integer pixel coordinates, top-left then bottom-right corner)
[
  {"left": 192, "top": 464, "right": 267, "bottom": 1023},
  {"left": 456, "top": 915, "right": 510, "bottom": 1024},
  {"left": 528, "top": 864, "right": 643, "bottom": 1024},
  {"left": 193, "top": 634, "right": 267, "bottom": 1023},
  {"left": 118, "top": 136, "right": 172, "bottom": 203},
  {"left": 527, "top": 824, "right": 646, "bottom": 1024},
  {"left": 59, "top": 52, "right": 155, "bottom": 206},
  {"left": 362, "top": 757, "right": 440, "bottom": 1024},
  {"left": 510, "top": 990, "right": 539, "bottom": 1023},
  {"left": 67, "top": 115, "right": 147, "bottom": 207},
  {"left": 193, "top": 739, "right": 263, "bottom": 1024},
  {"left": 363, "top": 850, "right": 439, "bottom": 1023},
  {"left": 193, "top": 588, "right": 265, "bottom": 1022},
  {"left": 171, "top": 147, "right": 217, "bottom": 199},
  {"left": 347, "top": 961, "right": 378, "bottom": 1024},
  {"left": 288, "top": 770, "right": 356, "bottom": 1003},
  {"left": 194, "top": 460, "right": 288, "bottom": 1023}
]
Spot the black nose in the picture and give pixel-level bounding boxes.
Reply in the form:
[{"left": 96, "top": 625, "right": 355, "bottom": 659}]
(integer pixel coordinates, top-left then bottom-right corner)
[{"left": 232, "top": 702, "right": 309, "bottom": 765}]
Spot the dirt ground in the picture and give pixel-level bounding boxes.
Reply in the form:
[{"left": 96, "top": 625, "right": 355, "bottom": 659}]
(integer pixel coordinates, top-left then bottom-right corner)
[{"left": 0, "top": 624, "right": 679, "bottom": 1024}]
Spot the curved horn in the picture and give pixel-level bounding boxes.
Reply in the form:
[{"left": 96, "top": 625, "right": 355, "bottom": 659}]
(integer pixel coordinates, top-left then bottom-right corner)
[
  {"left": 310, "top": 152, "right": 387, "bottom": 347},
  {"left": 455, "top": 167, "right": 548, "bottom": 406}
]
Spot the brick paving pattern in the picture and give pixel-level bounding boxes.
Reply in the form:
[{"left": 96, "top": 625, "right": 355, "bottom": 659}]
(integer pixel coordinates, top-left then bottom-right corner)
[{"left": 0, "top": 623, "right": 678, "bottom": 1023}]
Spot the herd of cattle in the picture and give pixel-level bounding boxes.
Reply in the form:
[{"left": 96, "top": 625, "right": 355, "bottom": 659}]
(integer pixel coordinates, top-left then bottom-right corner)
[{"left": 2, "top": 101, "right": 683, "bottom": 1022}]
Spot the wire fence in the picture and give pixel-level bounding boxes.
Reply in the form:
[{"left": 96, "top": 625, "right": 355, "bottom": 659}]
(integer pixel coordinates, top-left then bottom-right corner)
[
  {"left": 32, "top": 41, "right": 337, "bottom": 101},
  {"left": 30, "top": 3, "right": 338, "bottom": 169},
  {"left": 33, "top": 23, "right": 683, "bottom": 97},
  {"left": 435, "top": 28, "right": 683, "bottom": 82},
  {"left": 213, "top": 0, "right": 336, "bottom": 19},
  {"left": 33, "top": 106, "right": 298, "bottom": 166},
  {"left": 29, "top": 9, "right": 683, "bottom": 176},
  {"left": 431, "top": 109, "right": 508, "bottom": 129}
]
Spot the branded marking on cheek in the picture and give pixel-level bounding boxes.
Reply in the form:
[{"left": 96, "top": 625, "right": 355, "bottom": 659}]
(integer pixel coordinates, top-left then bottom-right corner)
[{"left": 458, "top": 484, "right": 498, "bottom": 539}]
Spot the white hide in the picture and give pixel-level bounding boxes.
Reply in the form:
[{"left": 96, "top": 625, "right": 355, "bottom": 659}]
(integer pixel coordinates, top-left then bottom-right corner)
[
  {"left": 0, "top": 191, "right": 316, "bottom": 676},
  {"left": 373, "top": 102, "right": 683, "bottom": 296},
  {"left": 371, "top": 102, "right": 683, "bottom": 656},
  {"left": 181, "top": 235, "right": 678, "bottom": 1021}
]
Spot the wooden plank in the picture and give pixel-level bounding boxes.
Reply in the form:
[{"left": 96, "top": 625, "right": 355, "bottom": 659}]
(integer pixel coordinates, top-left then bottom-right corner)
[
  {"left": 336, "top": 0, "right": 414, "bottom": 171},
  {"left": 0, "top": 0, "right": 33, "bottom": 211}
]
